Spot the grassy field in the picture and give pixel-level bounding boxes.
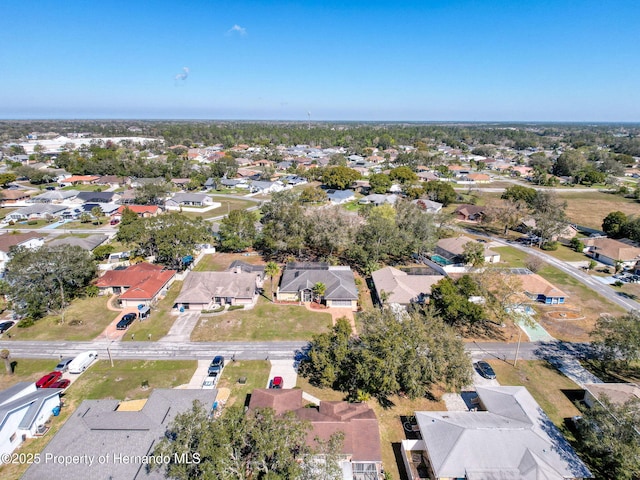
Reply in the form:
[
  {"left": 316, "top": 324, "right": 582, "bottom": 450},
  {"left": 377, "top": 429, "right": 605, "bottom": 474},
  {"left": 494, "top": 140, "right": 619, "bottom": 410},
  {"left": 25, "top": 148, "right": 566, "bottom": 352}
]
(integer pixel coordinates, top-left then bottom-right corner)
[
  {"left": 489, "top": 360, "right": 582, "bottom": 428},
  {"left": 193, "top": 251, "right": 265, "bottom": 272},
  {"left": 541, "top": 244, "right": 589, "bottom": 263},
  {"left": 217, "top": 359, "right": 271, "bottom": 407},
  {"left": 5, "top": 219, "right": 51, "bottom": 229},
  {"left": 0, "top": 359, "right": 196, "bottom": 480},
  {"left": 295, "top": 377, "right": 445, "bottom": 480},
  {"left": 54, "top": 219, "right": 108, "bottom": 230},
  {"left": 6, "top": 296, "right": 118, "bottom": 341},
  {"left": 191, "top": 297, "right": 332, "bottom": 341},
  {"left": 121, "top": 281, "right": 183, "bottom": 341},
  {"left": 558, "top": 191, "right": 640, "bottom": 230}
]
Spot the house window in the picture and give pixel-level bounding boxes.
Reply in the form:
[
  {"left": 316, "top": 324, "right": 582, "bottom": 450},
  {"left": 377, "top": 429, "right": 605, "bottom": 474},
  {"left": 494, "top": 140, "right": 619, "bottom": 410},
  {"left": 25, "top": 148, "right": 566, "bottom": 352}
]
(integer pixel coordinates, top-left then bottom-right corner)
[
  {"left": 10, "top": 432, "right": 16, "bottom": 443},
  {"left": 113, "top": 287, "right": 122, "bottom": 294}
]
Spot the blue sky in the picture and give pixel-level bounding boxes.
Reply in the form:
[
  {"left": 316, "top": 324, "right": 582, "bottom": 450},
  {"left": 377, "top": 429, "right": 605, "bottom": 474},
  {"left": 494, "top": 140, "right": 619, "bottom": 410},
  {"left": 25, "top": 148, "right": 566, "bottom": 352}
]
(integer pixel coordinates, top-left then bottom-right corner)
[{"left": 0, "top": 0, "right": 638, "bottom": 121}]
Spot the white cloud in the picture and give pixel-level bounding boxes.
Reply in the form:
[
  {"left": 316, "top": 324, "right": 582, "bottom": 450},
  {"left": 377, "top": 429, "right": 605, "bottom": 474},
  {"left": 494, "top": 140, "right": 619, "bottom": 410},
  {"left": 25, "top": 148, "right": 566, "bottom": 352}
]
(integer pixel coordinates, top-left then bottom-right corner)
[
  {"left": 227, "top": 24, "right": 247, "bottom": 36},
  {"left": 175, "top": 67, "right": 189, "bottom": 82}
]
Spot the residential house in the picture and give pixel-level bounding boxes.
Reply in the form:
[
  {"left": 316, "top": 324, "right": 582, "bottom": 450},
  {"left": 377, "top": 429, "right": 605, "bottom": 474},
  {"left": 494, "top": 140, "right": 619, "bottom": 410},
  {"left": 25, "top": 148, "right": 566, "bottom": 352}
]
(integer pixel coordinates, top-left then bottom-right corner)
[
  {"left": 583, "top": 237, "right": 640, "bottom": 268},
  {"left": 1, "top": 190, "right": 33, "bottom": 204},
  {"left": 359, "top": 194, "right": 398, "bottom": 206},
  {"left": 281, "top": 175, "right": 307, "bottom": 186},
  {"left": 411, "top": 198, "right": 443, "bottom": 213},
  {"left": 220, "top": 178, "right": 249, "bottom": 188},
  {"left": 417, "top": 171, "right": 439, "bottom": 181},
  {"left": 249, "top": 180, "right": 287, "bottom": 194},
  {"left": 454, "top": 204, "right": 485, "bottom": 222},
  {"left": 402, "top": 386, "right": 591, "bottom": 480},
  {"left": 130, "top": 177, "right": 165, "bottom": 188},
  {"left": 436, "top": 236, "right": 501, "bottom": 264},
  {"left": 276, "top": 262, "right": 358, "bottom": 310},
  {"left": 0, "top": 382, "right": 63, "bottom": 456},
  {"left": 48, "top": 234, "right": 108, "bottom": 252},
  {"left": 519, "top": 218, "right": 578, "bottom": 243},
  {"left": 0, "top": 232, "right": 45, "bottom": 271},
  {"left": 248, "top": 389, "right": 383, "bottom": 480},
  {"left": 23, "top": 389, "right": 217, "bottom": 480},
  {"left": 112, "top": 204, "right": 160, "bottom": 220},
  {"left": 464, "top": 172, "right": 491, "bottom": 183},
  {"left": 5, "top": 204, "right": 67, "bottom": 222},
  {"left": 371, "top": 266, "right": 443, "bottom": 306},
  {"left": 165, "top": 193, "right": 213, "bottom": 208},
  {"left": 174, "top": 267, "right": 262, "bottom": 310},
  {"left": 447, "top": 165, "right": 469, "bottom": 176},
  {"left": 74, "top": 191, "right": 118, "bottom": 204},
  {"left": 170, "top": 178, "right": 191, "bottom": 189},
  {"left": 95, "top": 263, "right": 177, "bottom": 308},
  {"left": 96, "top": 175, "right": 128, "bottom": 188},
  {"left": 512, "top": 269, "right": 567, "bottom": 304},
  {"left": 59, "top": 175, "right": 100, "bottom": 186},
  {"left": 29, "top": 189, "right": 79, "bottom": 204},
  {"left": 326, "top": 189, "right": 356, "bottom": 205}
]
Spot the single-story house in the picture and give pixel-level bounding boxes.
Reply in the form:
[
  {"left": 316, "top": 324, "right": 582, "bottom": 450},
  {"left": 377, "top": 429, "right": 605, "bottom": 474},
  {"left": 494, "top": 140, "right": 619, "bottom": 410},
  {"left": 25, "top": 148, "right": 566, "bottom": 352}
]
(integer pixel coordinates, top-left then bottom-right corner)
[
  {"left": 411, "top": 198, "right": 443, "bottom": 213},
  {"left": 165, "top": 193, "right": 212, "bottom": 208},
  {"left": 174, "top": 270, "right": 261, "bottom": 310},
  {"left": 48, "top": 234, "right": 109, "bottom": 251},
  {"left": 359, "top": 194, "right": 398, "bottom": 206},
  {"left": 170, "top": 178, "right": 191, "bottom": 188},
  {"left": 519, "top": 218, "right": 578, "bottom": 243},
  {"left": 1, "top": 190, "right": 33, "bottom": 204},
  {"left": 465, "top": 172, "right": 491, "bottom": 183},
  {"left": 130, "top": 177, "right": 165, "bottom": 188},
  {"left": 95, "top": 263, "right": 177, "bottom": 308},
  {"left": 454, "top": 204, "right": 485, "bottom": 222},
  {"left": 326, "top": 189, "right": 356, "bottom": 205},
  {"left": 513, "top": 270, "right": 567, "bottom": 304},
  {"left": 417, "top": 171, "right": 439, "bottom": 181},
  {"left": 5, "top": 204, "right": 67, "bottom": 221},
  {"left": 281, "top": 175, "right": 307, "bottom": 186},
  {"left": 402, "top": 386, "right": 591, "bottom": 480},
  {"left": 82, "top": 202, "right": 120, "bottom": 217},
  {"left": 112, "top": 204, "right": 160, "bottom": 220},
  {"left": 583, "top": 237, "right": 640, "bottom": 268},
  {"left": 0, "top": 232, "right": 45, "bottom": 271},
  {"left": 96, "top": 175, "right": 129, "bottom": 188},
  {"left": 249, "top": 180, "right": 287, "bottom": 194},
  {"left": 276, "top": 262, "right": 358, "bottom": 310},
  {"left": 23, "top": 389, "right": 217, "bottom": 480},
  {"left": 249, "top": 389, "right": 382, "bottom": 479},
  {"left": 436, "top": 235, "right": 501, "bottom": 264},
  {"left": 220, "top": 178, "right": 249, "bottom": 188},
  {"left": 0, "top": 382, "right": 63, "bottom": 456},
  {"left": 371, "top": 266, "right": 443, "bottom": 306},
  {"left": 59, "top": 175, "right": 100, "bottom": 186},
  {"left": 74, "top": 191, "right": 118, "bottom": 204},
  {"left": 29, "top": 189, "right": 79, "bottom": 204}
]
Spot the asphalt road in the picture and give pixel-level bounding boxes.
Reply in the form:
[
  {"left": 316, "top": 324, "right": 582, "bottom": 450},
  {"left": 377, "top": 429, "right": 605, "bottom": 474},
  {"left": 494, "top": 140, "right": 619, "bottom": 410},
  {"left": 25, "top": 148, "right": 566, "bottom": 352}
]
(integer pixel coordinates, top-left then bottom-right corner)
[{"left": 0, "top": 339, "right": 588, "bottom": 363}]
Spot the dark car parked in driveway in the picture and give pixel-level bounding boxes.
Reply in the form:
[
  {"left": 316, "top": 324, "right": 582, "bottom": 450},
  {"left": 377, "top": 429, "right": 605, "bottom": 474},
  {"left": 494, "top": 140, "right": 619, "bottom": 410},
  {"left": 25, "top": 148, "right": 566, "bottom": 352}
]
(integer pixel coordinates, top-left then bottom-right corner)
[
  {"left": 476, "top": 360, "right": 497, "bottom": 380},
  {"left": 116, "top": 312, "right": 137, "bottom": 330},
  {"left": 208, "top": 356, "right": 225, "bottom": 375},
  {"left": 0, "top": 321, "right": 15, "bottom": 334},
  {"left": 48, "top": 379, "right": 71, "bottom": 390}
]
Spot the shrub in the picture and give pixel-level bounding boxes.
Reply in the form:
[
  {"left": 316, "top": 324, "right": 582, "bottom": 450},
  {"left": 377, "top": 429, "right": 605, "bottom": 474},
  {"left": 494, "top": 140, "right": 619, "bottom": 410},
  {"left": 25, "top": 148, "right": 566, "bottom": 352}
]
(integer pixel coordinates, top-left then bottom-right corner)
[
  {"left": 569, "top": 237, "right": 585, "bottom": 252},
  {"left": 613, "top": 280, "right": 624, "bottom": 287},
  {"left": 17, "top": 317, "right": 35, "bottom": 328},
  {"left": 27, "top": 220, "right": 38, "bottom": 225},
  {"left": 85, "top": 285, "right": 99, "bottom": 297},
  {"left": 228, "top": 305, "right": 244, "bottom": 311},
  {"left": 541, "top": 241, "right": 559, "bottom": 251}
]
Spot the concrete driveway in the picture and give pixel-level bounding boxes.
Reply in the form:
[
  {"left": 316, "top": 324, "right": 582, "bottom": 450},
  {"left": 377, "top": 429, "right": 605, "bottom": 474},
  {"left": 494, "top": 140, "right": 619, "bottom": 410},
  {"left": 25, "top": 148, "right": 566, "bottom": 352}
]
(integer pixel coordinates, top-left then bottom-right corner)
[
  {"left": 183, "top": 360, "right": 212, "bottom": 389},
  {"left": 160, "top": 312, "right": 201, "bottom": 342},
  {"left": 266, "top": 359, "right": 298, "bottom": 389}
]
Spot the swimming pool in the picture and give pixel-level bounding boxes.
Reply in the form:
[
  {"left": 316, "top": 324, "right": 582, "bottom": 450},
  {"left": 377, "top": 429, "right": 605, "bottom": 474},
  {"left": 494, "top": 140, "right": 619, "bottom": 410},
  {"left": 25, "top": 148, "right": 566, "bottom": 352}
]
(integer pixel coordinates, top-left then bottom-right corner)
[{"left": 431, "top": 254, "right": 453, "bottom": 266}]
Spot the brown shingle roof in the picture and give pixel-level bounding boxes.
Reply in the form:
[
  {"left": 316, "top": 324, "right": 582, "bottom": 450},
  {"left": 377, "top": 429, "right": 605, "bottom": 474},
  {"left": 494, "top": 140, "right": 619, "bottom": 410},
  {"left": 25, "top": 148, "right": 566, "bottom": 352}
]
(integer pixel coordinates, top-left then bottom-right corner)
[
  {"left": 0, "top": 232, "right": 43, "bottom": 253},
  {"left": 96, "top": 263, "right": 176, "bottom": 301}
]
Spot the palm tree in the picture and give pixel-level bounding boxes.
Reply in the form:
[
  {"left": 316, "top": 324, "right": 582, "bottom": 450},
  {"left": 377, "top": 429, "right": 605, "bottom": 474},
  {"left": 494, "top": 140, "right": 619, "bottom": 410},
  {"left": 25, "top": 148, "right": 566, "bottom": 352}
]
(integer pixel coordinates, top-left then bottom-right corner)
[
  {"left": 1, "top": 349, "right": 12, "bottom": 375},
  {"left": 264, "top": 262, "right": 280, "bottom": 301},
  {"left": 312, "top": 282, "right": 327, "bottom": 304}
]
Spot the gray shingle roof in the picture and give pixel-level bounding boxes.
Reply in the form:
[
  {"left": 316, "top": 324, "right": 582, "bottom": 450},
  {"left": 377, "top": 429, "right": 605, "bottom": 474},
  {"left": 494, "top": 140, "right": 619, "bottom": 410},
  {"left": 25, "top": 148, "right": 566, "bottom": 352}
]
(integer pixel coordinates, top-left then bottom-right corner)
[
  {"left": 48, "top": 234, "right": 108, "bottom": 251},
  {"left": 175, "top": 271, "right": 259, "bottom": 304},
  {"left": 23, "top": 389, "right": 217, "bottom": 480},
  {"left": 0, "top": 382, "right": 62, "bottom": 431},
  {"left": 279, "top": 263, "right": 358, "bottom": 300}
]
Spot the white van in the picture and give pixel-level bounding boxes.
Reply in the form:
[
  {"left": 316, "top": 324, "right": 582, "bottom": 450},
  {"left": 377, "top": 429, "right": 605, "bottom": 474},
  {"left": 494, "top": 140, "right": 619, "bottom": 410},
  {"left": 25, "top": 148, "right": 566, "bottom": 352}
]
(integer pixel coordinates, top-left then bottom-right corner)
[{"left": 68, "top": 351, "right": 98, "bottom": 374}]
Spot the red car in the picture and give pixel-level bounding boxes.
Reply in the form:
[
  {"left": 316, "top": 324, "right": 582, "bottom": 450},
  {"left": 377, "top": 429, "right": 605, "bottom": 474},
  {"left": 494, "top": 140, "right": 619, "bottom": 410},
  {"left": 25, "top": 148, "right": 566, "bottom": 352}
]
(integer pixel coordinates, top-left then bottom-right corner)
[
  {"left": 48, "top": 379, "right": 71, "bottom": 390},
  {"left": 269, "top": 376, "right": 283, "bottom": 389},
  {"left": 36, "top": 371, "right": 62, "bottom": 388}
]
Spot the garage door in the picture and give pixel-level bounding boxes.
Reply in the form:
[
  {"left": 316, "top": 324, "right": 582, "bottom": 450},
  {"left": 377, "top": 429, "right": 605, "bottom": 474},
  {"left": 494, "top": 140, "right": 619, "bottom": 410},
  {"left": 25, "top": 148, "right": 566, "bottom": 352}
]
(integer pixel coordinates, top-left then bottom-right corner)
[{"left": 331, "top": 300, "right": 352, "bottom": 307}]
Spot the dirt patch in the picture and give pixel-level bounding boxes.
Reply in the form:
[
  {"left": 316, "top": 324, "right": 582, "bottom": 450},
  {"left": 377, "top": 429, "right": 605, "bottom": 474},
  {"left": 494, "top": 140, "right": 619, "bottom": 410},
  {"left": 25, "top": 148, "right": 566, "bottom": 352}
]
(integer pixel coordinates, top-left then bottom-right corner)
[
  {"left": 546, "top": 311, "right": 584, "bottom": 320},
  {"left": 536, "top": 304, "right": 597, "bottom": 342}
]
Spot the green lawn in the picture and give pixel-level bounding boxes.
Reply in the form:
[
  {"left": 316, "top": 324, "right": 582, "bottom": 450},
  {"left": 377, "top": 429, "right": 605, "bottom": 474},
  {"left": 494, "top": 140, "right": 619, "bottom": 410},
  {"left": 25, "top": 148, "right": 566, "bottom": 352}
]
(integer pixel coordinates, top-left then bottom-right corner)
[
  {"left": 542, "top": 244, "right": 589, "bottom": 263},
  {"left": 489, "top": 360, "right": 582, "bottom": 428},
  {"left": 55, "top": 220, "right": 109, "bottom": 230},
  {"left": 191, "top": 297, "right": 332, "bottom": 341},
  {"left": 193, "top": 254, "right": 227, "bottom": 272},
  {"left": 493, "top": 246, "right": 527, "bottom": 267},
  {"left": 0, "top": 359, "right": 60, "bottom": 390},
  {"left": 6, "top": 296, "right": 118, "bottom": 341},
  {"left": 217, "top": 360, "right": 271, "bottom": 407},
  {"left": 121, "top": 281, "right": 183, "bottom": 341},
  {"left": 5, "top": 219, "right": 51, "bottom": 229}
]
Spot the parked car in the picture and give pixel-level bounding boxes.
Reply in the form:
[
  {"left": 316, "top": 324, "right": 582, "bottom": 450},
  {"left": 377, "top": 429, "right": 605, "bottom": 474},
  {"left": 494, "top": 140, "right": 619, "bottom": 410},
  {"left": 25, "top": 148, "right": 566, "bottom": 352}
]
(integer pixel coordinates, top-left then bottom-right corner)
[
  {"left": 48, "top": 379, "right": 71, "bottom": 390},
  {"left": 202, "top": 374, "right": 217, "bottom": 389},
  {"left": 54, "top": 357, "right": 75, "bottom": 373},
  {"left": 269, "top": 376, "right": 283, "bottom": 389},
  {"left": 116, "top": 312, "right": 137, "bottom": 330},
  {"left": 208, "top": 355, "right": 225, "bottom": 375},
  {"left": 476, "top": 360, "right": 497, "bottom": 380},
  {"left": 68, "top": 351, "right": 98, "bottom": 374},
  {"left": 36, "top": 371, "right": 62, "bottom": 388},
  {"left": 0, "top": 320, "right": 15, "bottom": 334}
]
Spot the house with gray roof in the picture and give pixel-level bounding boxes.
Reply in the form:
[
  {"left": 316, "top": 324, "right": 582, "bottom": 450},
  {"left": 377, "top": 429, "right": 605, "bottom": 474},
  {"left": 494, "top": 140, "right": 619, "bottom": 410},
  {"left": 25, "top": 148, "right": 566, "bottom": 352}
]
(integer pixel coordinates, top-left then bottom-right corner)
[
  {"left": 5, "top": 203, "right": 67, "bottom": 221},
  {"left": 23, "top": 388, "right": 217, "bottom": 480},
  {"left": 249, "top": 180, "right": 287, "bottom": 194},
  {"left": 359, "top": 193, "right": 398, "bottom": 206},
  {"left": 0, "top": 382, "right": 63, "bottom": 455},
  {"left": 174, "top": 269, "right": 261, "bottom": 310},
  {"left": 164, "top": 192, "right": 213, "bottom": 208},
  {"left": 371, "top": 266, "right": 443, "bottom": 306},
  {"left": 48, "top": 234, "right": 109, "bottom": 251},
  {"left": 326, "top": 189, "right": 356, "bottom": 204},
  {"left": 29, "top": 189, "right": 79, "bottom": 203},
  {"left": 401, "top": 386, "right": 591, "bottom": 480},
  {"left": 276, "top": 262, "right": 358, "bottom": 310},
  {"left": 74, "top": 191, "right": 118, "bottom": 203}
]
